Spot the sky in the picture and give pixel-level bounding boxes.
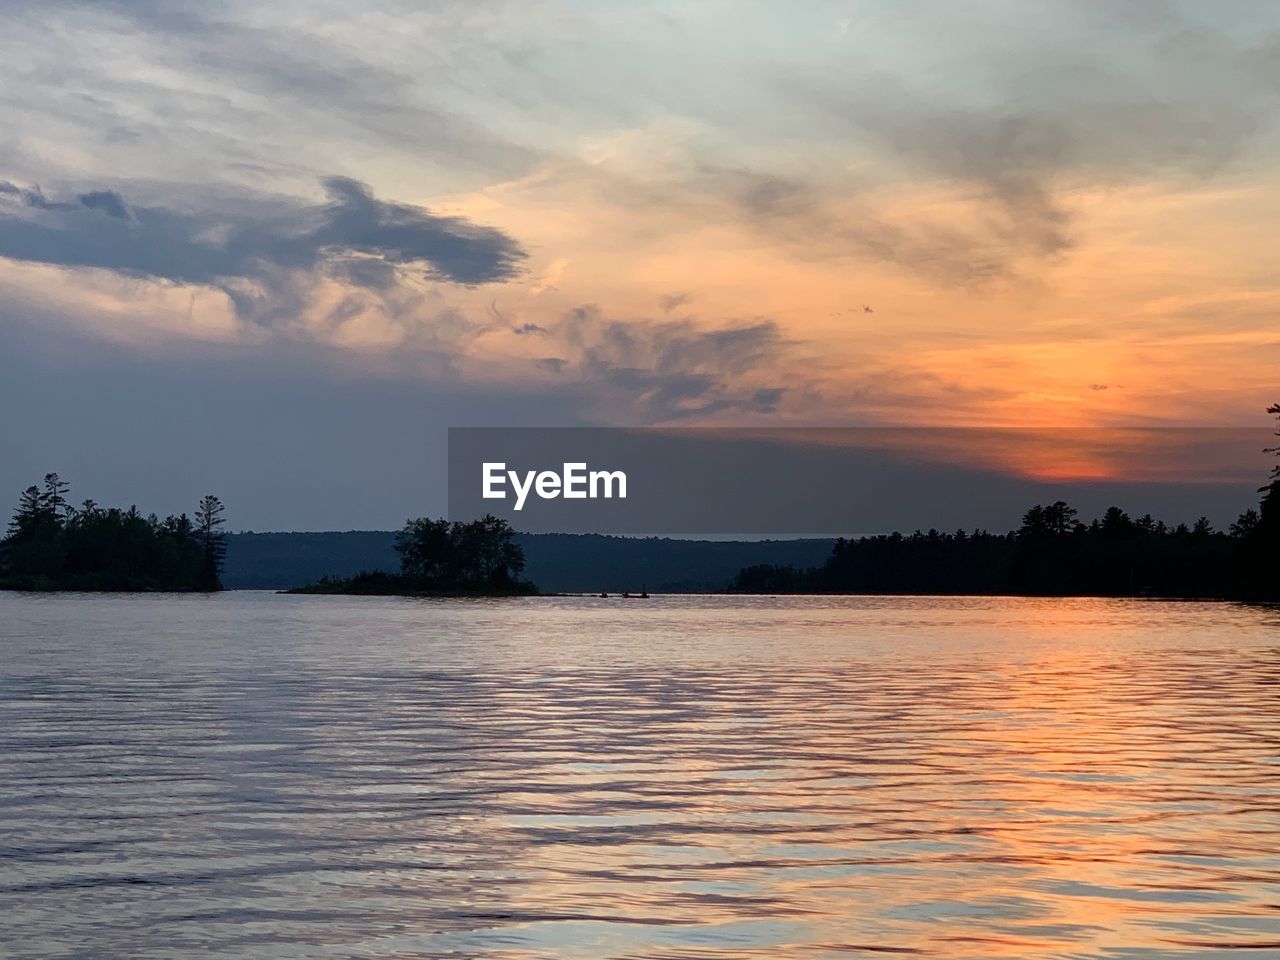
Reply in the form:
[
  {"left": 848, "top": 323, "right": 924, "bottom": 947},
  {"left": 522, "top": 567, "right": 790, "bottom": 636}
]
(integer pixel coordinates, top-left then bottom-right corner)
[{"left": 1, "top": 0, "right": 1278, "bottom": 528}]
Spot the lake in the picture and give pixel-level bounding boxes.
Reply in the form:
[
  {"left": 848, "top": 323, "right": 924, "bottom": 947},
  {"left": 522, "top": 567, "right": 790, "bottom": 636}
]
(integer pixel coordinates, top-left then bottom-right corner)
[{"left": 1, "top": 593, "right": 1277, "bottom": 959}]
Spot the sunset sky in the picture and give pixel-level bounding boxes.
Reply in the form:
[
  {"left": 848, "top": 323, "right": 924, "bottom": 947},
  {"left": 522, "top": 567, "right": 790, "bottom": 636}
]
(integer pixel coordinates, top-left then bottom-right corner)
[{"left": 2, "top": 1, "right": 1277, "bottom": 526}]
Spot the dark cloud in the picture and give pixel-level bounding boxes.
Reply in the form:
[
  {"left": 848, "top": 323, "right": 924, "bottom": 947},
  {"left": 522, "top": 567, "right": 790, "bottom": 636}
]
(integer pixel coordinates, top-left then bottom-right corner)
[
  {"left": 325, "top": 256, "right": 401, "bottom": 291},
  {"left": 486, "top": 298, "right": 550, "bottom": 336},
  {"left": 550, "top": 305, "right": 792, "bottom": 421},
  {"left": 747, "top": 387, "right": 785, "bottom": 413},
  {"left": 316, "top": 177, "right": 524, "bottom": 283},
  {"left": 0, "top": 176, "right": 527, "bottom": 323},
  {"left": 78, "top": 190, "right": 133, "bottom": 220},
  {"left": 0, "top": 181, "right": 133, "bottom": 220},
  {"left": 659, "top": 292, "right": 691, "bottom": 312}
]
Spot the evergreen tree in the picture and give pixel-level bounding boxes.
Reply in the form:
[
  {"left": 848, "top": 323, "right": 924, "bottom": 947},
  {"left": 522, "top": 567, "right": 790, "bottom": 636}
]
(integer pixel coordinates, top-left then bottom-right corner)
[
  {"left": 1235, "top": 403, "right": 1280, "bottom": 599},
  {"left": 41, "top": 473, "right": 71, "bottom": 524},
  {"left": 195, "top": 495, "right": 227, "bottom": 591},
  {"left": 2, "top": 476, "right": 227, "bottom": 592},
  {"left": 1230, "top": 509, "right": 1259, "bottom": 538},
  {"left": 8, "top": 486, "right": 43, "bottom": 535}
]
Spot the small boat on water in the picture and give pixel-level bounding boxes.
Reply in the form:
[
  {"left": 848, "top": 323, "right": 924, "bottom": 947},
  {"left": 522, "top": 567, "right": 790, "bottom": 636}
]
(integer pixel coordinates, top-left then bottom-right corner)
[{"left": 622, "top": 591, "right": 650, "bottom": 599}]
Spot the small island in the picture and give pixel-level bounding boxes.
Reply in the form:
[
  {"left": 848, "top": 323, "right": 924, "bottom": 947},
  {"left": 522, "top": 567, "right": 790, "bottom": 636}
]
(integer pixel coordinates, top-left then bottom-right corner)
[
  {"left": 0, "top": 474, "right": 228, "bottom": 592},
  {"left": 288, "top": 515, "right": 539, "bottom": 597}
]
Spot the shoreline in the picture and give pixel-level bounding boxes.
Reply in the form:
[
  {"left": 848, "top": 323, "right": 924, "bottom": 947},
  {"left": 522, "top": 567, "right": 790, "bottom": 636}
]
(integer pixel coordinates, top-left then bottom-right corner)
[{"left": 4, "top": 586, "right": 1267, "bottom": 604}]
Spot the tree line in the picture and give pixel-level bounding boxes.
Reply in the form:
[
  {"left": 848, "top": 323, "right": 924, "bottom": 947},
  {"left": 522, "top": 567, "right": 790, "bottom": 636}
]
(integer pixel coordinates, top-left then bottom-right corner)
[
  {"left": 290, "top": 514, "right": 535, "bottom": 596},
  {"left": 0, "top": 474, "right": 227, "bottom": 592},
  {"left": 732, "top": 405, "right": 1280, "bottom": 601}
]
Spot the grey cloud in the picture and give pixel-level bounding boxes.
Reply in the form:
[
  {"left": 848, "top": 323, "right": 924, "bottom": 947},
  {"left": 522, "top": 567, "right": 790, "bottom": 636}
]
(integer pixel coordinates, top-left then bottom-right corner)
[
  {"left": 326, "top": 256, "right": 401, "bottom": 290},
  {"left": 0, "top": 181, "right": 132, "bottom": 219},
  {"left": 0, "top": 0, "right": 538, "bottom": 190},
  {"left": 486, "top": 300, "right": 548, "bottom": 335},
  {"left": 710, "top": 6, "right": 1280, "bottom": 286},
  {"left": 659, "top": 292, "right": 691, "bottom": 312},
  {"left": 0, "top": 175, "right": 527, "bottom": 323},
  {"left": 550, "top": 305, "right": 792, "bottom": 421},
  {"left": 747, "top": 387, "right": 785, "bottom": 413},
  {"left": 827, "top": 1, "right": 1276, "bottom": 184},
  {"left": 78, "top": 190, "right": 133, "bottom": 220},
  {"left": 505, "top": 3, "right": 1280, "bottom": 291},
  {"left": 708, "top": 167, "right": 1019, "bottom": 287},
  {"left": 839, "top": 98, "right": 1259, "bottom": 265},
  {"left": 481, "top": 302, "right": 547, "bottom": 335},
  {"left": 734, "top": 173, "right": 812, "bottom": 219},
  {"left": 316, "top": 177, "right": 524, "bottom": 284}
]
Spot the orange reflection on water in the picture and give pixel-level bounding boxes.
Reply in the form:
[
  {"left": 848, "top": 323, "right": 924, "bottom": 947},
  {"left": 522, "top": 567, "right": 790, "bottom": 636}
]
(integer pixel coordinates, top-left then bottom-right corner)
[
  {"left": 4, "top": 594, "right": 1277, "bottom": 959},
  {"left": 454, "top": 600, "right": 1279, "bottom": 958}
]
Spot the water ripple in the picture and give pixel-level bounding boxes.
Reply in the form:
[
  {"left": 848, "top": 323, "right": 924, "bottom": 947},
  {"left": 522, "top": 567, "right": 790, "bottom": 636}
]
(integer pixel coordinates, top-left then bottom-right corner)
[{"left": 1, "top": 593, "right": 1277, "bottom": 958}]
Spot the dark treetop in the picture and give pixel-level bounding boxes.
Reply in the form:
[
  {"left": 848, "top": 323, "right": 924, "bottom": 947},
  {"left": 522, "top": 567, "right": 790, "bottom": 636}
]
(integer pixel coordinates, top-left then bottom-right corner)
[
  {"left": 289, "top": 514, "right": 537, "bottom": 597},
  {"left": 0, "top": 475, "right": 227, "bottom": 592}
]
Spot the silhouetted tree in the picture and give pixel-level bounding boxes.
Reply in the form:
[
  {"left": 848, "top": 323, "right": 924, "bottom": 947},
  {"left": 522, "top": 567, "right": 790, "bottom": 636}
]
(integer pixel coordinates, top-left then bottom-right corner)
[
  {"left": 400, "top": 515, "right": 526, "bottom": 587},
  {"left": 195, "top": 495, "right": 227, "bottom": 591},
  {"left": 1231, "top": 509, "right": 1260, "bottom": 538},
  {"left": 1267, "top": 403, "right": 1280, "bottom": 473},
  {"left": 1234, "top": 403, "right": 1280, "bottom": 599},
  {"left": 306, "top": 514, "right": 532, "bottom": 595},
  {"left": 1100, "top": 507, "right": 1135, "bottom": 537},
  {"left": 1260, "top": 403, "right": 1280, "bottom": 524},
  {"left": 733, "top": 499, "right": 1249, "bottom": 600},
  {"left": 454, "top": 514, "right": 526, "bottom": 585},
  {"left": 8, "top": 486, "right": 43, "bottom": 535},
  {"left": 41, "top": 473, "right": 71, "bottom": 523},
  {"left": 1, "top": 477, "right": 225, "bottom": 591},
  {"left": 394, "top": 517, "right": 453, "bottom": 579},
  {"left": 1019, "top": 501, "right": 1079, "bottom": 539},
  {"left": 733, "top": 405, "right": 1280, "bottom": 600}
]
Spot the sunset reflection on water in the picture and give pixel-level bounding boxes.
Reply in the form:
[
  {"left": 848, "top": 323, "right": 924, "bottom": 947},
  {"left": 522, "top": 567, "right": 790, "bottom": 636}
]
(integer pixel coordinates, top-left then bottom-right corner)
[{"left": 1, "top": 593, "right": 1277, "bottom": 958}]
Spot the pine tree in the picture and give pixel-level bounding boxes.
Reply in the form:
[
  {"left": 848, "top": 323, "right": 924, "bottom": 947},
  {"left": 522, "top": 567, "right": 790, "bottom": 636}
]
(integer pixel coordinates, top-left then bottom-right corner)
[
  {"left": 40, "top": 473, "right": 71, "bottom": 525},
  {"left": 1256, "top": 403, "right": 1280, "bottom": 534},
  {"left": 1268, "top": 405, "right": 1280, "bottom": 460},
  {"left": 8, "top": 486, "right": 43, "bottom": 536},
  {"left": 194, "top": 495, "right": 227, "bottom": 591}
]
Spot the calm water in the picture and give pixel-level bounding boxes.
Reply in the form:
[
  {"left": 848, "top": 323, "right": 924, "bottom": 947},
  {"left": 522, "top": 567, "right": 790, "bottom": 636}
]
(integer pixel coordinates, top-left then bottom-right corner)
[{"left": 1, "top": 593, "right": 1278, "bottom": 959}]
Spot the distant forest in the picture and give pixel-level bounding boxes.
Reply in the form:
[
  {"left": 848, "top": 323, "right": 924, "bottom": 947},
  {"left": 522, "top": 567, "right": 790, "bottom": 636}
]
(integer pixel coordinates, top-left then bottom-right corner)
[
  {"left": 732, "top": 406, "right": 1280, "bottom": 601},
  {"left": 222, "top": 530, "right": 832, "bottom": 592},
  {"left": 0, "top": 474, "right": 227, "bottom": 592}
]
